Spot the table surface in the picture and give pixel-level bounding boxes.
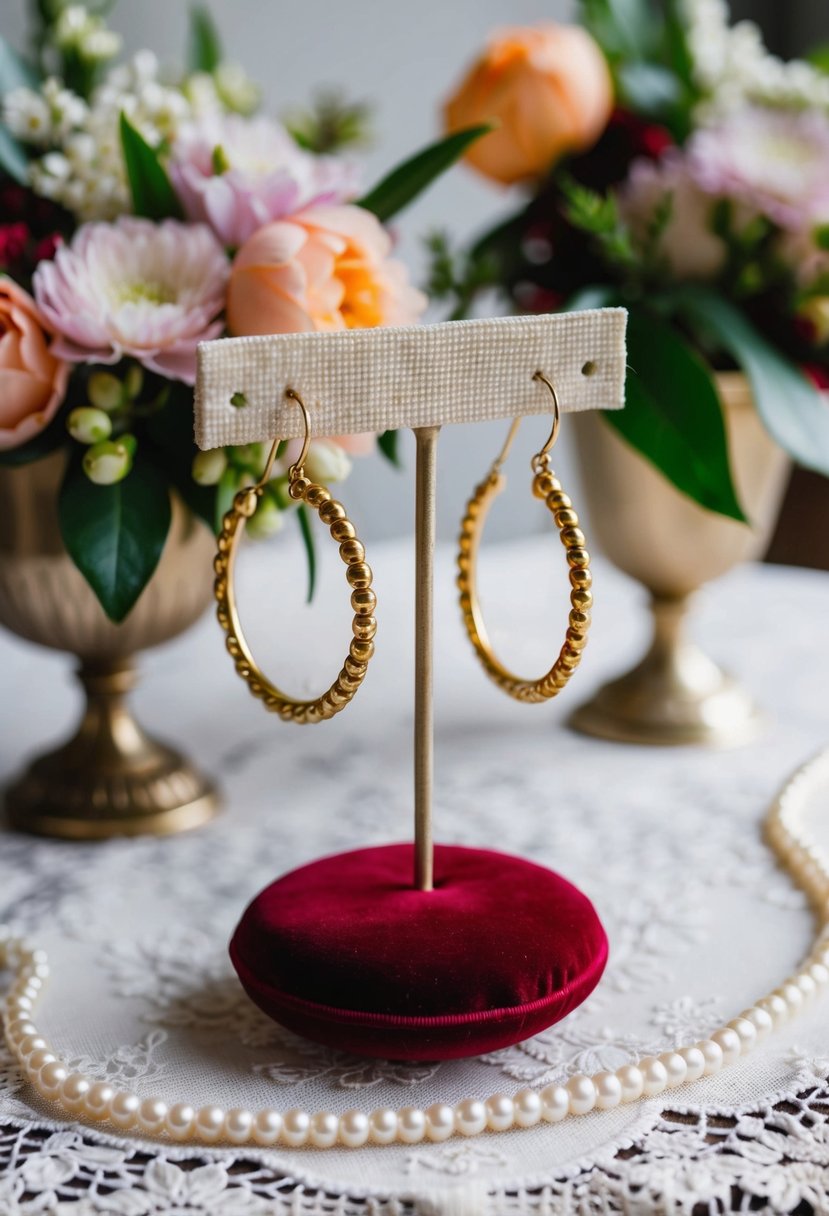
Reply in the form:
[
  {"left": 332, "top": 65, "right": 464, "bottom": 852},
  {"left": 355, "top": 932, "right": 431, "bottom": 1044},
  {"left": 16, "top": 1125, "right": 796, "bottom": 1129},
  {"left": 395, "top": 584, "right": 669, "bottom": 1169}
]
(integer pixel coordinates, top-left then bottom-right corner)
[{"left": 2, "top": 536, "right": 829, "bottom": 1216}]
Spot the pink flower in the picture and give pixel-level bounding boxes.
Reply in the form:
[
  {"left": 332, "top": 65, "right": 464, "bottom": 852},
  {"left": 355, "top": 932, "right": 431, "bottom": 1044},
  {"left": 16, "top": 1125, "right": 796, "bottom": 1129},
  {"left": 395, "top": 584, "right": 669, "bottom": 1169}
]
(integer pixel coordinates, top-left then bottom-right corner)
[
  {"left": 33, "top": 217, "right": 228, "bottom": 384},
  {"left": 226, "top": 204, "right": 427, "bottom": 336},
  {"left": 688, "top": 106, "right": 829, "bottom": 230},
  {"left": 616, "top": 153, "right": 728, "bottom": 280},
  {"left": 0, "top": 277, "right": 69, "bottom": 450},
  {"left": 169, "top": 113, "right": 358, "bottom": 249}
]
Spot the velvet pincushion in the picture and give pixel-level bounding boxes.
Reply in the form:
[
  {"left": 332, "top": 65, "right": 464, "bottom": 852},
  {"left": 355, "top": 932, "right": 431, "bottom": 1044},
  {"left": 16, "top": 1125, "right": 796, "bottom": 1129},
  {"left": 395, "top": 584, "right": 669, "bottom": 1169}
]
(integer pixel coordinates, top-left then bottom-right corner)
[{"left": 230, "top": 842, "right": 608, "bottom": 1060}]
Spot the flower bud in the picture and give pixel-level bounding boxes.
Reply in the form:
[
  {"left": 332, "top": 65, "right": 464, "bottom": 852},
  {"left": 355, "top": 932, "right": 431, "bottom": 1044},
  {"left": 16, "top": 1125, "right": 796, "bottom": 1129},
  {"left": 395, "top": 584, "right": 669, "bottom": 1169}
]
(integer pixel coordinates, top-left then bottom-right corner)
[
  {"left": 87, "top": 371, "right": 124, "bottom": 412},
  {"left": 82, "top": 439, "right": 134, "bottom": 485},
  {"left": 124, "top": 364, "right": 144, "bottom": 400},
  {"left": 303, "top": 440, "right": 352, "bottom": 485},
  {"left": 192, "top": 449, "right": 227, "bottom": 486},
  {"left": 67, "top": 407, "right": 111, "bottom": 444},
  {"left": 247, "top": 496, "right": 284, "bottom": 539}
]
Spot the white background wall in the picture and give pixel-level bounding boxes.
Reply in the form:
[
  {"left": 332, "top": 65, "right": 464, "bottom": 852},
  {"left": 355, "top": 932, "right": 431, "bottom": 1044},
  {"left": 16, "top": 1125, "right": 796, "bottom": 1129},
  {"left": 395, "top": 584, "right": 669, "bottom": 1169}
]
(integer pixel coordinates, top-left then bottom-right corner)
[{"left": 4, "top": 0, "right": 586, "bottom": 541}]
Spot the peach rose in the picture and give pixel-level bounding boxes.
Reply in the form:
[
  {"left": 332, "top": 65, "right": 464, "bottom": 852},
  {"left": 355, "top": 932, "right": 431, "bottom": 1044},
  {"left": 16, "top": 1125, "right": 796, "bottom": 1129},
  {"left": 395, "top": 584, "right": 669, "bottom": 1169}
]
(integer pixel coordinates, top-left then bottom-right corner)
[
  {"left": 445, "top": 24, "right": 614, "bottom": 186},
  {"left": 226, "top": 203, "right": 427, "bottom": 337},
  {"left": 0, "top": 277, "right": 69, "bottom": 450}
]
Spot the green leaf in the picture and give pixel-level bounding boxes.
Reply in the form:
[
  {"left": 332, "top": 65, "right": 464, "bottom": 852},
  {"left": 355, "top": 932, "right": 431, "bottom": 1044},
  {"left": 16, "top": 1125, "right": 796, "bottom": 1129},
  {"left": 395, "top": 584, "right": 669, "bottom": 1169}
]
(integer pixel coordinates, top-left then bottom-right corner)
[
  {"left": 296, "top": 502, "right": 316, "bottom": 603},
  {"left": 578, "top": 0, "right": 652, "bottom": 59},
  {"left": 676, "top": 287, "right": 829, "bottom": 479},
  {"left": 617, "top": 61, "right": 682, "bottom": 114},
  {"left": 610, "top": 308, "right": 746, "bottom": 521},
  {"left": 188, "top": 6, "right": 222, "bottom": 74},
  {"left": 0, "top": 33, "right": 37, "bottom": 94},
  {"left": 807, "top": 43, "right": 829, "bottom": 74},
  {"left": 563, "top": 284, "right": 618, "bottom": 313},
  {"left": 357, "top": 125, "right": 493, "bottom": 224},
  {"left": 377, "top": 429, "right": 400, "bottom": 467},
  {"left": 0, "top": 127, "right": 29, "bottom": 186},
  {"left": 119, "top": 112, "right": 183, "bottom": 220},
  {"left": 59, "top": 450, "right": 172, "bottom": 623}
]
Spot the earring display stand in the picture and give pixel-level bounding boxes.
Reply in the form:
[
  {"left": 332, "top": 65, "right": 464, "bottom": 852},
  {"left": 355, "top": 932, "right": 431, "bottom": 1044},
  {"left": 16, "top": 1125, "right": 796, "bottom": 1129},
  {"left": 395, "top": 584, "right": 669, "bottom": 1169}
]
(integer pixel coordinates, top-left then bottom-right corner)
[{"left": 196, "top": 310, "right": 627, "bottom": 1059}]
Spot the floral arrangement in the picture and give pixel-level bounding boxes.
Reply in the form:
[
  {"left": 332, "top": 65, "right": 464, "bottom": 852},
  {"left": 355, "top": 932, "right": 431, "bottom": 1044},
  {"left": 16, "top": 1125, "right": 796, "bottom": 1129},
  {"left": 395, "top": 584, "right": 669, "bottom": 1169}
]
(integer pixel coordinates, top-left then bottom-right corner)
[
  {"left": 0, "top": 3, "right": 485, "bottom": 619},
  {"left": 434, "top": 0, "right": 829, "bottom": 521}
]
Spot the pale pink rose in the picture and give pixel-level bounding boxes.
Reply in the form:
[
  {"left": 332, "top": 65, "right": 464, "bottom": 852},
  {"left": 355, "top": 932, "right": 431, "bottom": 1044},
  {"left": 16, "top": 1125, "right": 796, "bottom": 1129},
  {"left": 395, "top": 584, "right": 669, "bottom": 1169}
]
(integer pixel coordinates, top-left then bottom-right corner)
[
  {"left": 616, "top": 153, "right": 728, "bottom": 280},
  {"left": 169, "top": 113, "right": 359, "bottom": 248},
  {"left": 33, "top": 217, "right": 228, "bottom": 385},
  {"left": 0, "top": 277, "right": 69, "bottom": 450},
  {"left": 688, "top": 107, "right": 829, "bottom": 230},
  {"left": 226, "top": 204, "right": 427, "bottom": 336}
]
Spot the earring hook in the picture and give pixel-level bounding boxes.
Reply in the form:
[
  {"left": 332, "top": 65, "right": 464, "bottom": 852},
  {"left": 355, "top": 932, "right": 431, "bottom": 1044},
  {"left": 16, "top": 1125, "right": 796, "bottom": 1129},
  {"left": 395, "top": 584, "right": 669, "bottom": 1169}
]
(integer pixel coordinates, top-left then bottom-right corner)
[
  {"left": 492, "top": 371, "right": 562, "bottom": 474},
  {"left": 256, "top": 389, "right": 311, "bottom": 490}
]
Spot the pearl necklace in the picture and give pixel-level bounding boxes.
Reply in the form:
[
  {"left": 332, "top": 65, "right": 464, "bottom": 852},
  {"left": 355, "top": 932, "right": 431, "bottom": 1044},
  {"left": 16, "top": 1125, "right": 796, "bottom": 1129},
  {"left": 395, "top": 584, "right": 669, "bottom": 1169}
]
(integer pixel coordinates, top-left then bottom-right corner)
[{"left": 3, "top": 753, "right": 829, "bottom": 1151}]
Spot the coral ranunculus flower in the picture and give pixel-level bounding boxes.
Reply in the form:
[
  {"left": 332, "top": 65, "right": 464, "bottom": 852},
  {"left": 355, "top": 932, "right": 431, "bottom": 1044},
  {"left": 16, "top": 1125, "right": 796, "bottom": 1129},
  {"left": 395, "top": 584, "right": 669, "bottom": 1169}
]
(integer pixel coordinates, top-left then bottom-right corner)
[
  {"left": 33, "top": 217, "right": 228, "bottom": 385},
  {"left": 226, "top": 204, "right": 427, "bottom": 336},
  {"left": 0, "top": 277, "right": 69, "bottom": 450},
  {"left": 445, "top": 24, "right": 614, "bottom": 186}
]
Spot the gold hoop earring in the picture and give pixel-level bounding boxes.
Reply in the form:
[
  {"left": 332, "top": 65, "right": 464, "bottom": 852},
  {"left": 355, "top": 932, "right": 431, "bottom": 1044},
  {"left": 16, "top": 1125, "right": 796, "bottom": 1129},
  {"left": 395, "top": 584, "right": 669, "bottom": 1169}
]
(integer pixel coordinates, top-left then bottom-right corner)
[
  {"left": 213, "top": 390, "right": 376, "bottom": 724},
  {"left": 457, "top": 372, "right": 591, "bottom": 703}
]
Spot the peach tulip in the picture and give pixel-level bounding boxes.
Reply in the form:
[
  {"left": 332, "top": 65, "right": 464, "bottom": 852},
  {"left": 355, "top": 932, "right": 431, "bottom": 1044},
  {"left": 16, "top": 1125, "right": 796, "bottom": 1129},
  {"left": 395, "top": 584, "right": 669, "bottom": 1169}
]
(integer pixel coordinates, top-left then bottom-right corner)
[
  {"left": 0, "top": 277, "right": 69, "bottom": 450},
  {"left": 445, "top": 24, "right": 614, "bottom": 186}
]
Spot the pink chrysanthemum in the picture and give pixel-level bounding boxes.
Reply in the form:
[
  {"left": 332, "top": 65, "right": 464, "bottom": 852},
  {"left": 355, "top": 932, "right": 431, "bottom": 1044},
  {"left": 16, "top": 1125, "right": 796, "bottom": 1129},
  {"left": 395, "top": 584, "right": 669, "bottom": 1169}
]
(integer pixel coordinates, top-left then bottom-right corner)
[
  {"left": 169, "top": 113, "right": 358, "bottom": 249},
  {"left": 33, "top": 217, "right": 228, "bottom": 384},
  {"left": 688, "top": 106, "right": 829, "bottom": 230}
]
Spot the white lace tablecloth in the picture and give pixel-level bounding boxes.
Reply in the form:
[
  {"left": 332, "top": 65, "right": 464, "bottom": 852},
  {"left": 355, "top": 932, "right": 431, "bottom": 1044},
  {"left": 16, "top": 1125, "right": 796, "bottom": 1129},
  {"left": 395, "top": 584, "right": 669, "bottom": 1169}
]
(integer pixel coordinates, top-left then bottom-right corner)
[{"left": 2, "top": 536, "right": 829, "bottom": 1216}]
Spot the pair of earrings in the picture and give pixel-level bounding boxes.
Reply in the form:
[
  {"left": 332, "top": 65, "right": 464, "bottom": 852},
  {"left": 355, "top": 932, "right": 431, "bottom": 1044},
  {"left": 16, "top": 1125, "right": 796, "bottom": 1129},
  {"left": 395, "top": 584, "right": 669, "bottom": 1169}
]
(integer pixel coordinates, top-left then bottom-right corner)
[{"left": 213, "top": 374, "right": 591, "bottom": 722}]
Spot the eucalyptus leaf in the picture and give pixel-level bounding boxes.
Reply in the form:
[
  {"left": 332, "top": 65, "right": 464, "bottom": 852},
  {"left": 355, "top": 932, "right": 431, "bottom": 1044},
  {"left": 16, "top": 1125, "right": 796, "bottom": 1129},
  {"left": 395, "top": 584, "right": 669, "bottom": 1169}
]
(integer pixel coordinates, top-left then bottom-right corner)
[
  {"left": 676, "top": 287, "right": 829, "bottom": 478},
  {"left": 59, "top": 451, "right": 172, "bottom": 623},
  {"left": 357, "top": 125, "right": 492, "bottom": 224},
  {"left": 119, "top": 112, "right": 183, "bottom": 220},
  {"left": 610, "top": 308, "right": 746, "bottom": 521},
  {"left": 0, "top": 33, "right": 37, "bottom": 94},
  {"left": 0, "top": 126, "right": 29, "bottom": 185}
]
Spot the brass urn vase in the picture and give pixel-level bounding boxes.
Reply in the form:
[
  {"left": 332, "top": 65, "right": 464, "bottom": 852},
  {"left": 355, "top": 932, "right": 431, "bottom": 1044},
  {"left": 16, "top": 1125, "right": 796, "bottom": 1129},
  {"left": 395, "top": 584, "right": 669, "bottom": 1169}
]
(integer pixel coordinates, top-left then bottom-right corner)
[
  {"left": 570, "top": 372, "right": 790, "bottom": 747},
  {"left": 0, "top": 453, "right": 220, "bottom": 838}
]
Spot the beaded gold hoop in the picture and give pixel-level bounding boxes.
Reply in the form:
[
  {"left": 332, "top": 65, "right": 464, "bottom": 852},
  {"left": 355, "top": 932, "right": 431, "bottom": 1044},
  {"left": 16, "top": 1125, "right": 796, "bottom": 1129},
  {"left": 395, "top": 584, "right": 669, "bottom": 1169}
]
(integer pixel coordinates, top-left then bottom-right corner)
[
  {"left": 457, "top": 372, "right": 591, "bottom": 703},
  {"left": 214, "top": 391, "right": 376, "bottom": 724}
]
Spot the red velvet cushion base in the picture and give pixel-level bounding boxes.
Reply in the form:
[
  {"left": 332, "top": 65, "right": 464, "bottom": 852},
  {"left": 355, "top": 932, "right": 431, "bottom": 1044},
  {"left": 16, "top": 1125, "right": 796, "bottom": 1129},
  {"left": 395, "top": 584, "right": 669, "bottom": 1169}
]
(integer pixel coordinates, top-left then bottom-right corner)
[{"left": 230, "top": 843, "right": 608, "bottom": 1060}]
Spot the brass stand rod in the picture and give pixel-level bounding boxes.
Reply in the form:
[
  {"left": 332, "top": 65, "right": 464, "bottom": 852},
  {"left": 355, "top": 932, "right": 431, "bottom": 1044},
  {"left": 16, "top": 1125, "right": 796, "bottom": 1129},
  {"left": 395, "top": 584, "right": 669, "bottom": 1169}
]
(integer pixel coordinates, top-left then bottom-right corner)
[{"left": 413, "top": 426, "right": 439, "bottom": 891}]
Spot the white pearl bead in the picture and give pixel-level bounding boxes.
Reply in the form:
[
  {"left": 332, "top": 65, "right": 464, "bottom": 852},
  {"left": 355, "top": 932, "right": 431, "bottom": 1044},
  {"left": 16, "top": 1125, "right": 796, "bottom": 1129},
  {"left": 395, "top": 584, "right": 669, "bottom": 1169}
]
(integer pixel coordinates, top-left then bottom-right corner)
[
  {"left": 195, "top": 1106, "right": 226, "bottom": 1144},
  {"left": 367, "top": 1108, "right": 396, "bottom": 1143},
  {"left": 757, "top": 993, "right": 788, "bottom": 1028},
  {"left": 110, "top": 1091, "right": 140, "bottom": 1129},
  {"left": 616, "top": 1064, "right": 644, "bottom": 1103},
  {"left": 711, "top": 1028, "right": 741, "bottom": 1066},
  {"left": 593, "top": 1071, "right": 622, "bottom": 1109},
  {"left": 225, "top": 1108, "right": 253, "bottom": 1145},
  {"left": 309, "top": 1111, "right": 338, "bottom": 1149},
  {"left": 679, "top": 1046, "right": 706, "bottom": 1083},
  {"left": 138, "top": 1097, "right": 168, "bottom": 1135},
  {"left": 338, "top": 1109, "right": 370, "bottom": 1148},
  {"left": 777, "top": 983, "right": 804, "bottom": 1015},
  {"left": 795, "top": 972, "right": 817, "bottom": 1002},
  {"left": 425, "top": 1103, "right": 455, "bottom": 1142},
  {"left": 513, "top": 1088, "right": 543, "bottom": 1127},
  {"left": 18, "top": 1034, "right": 48, "bottom": 1057},
  {"left": 740, "top": 1007, "right": 773, "bottom": 1040},
  {"left": 566, "top": 1074, "right": 597, "bottom": 1115},
  {"left": 61, "top": 1073, "right": 92, "bottom": 1112},
  {"left": 253, "top": 1110, "right": 283, "bottom": 1146},
  {"left": 369, "top": 1108, "right": 398, "bottom": 1145},
  {"left": 165, "top": 1103, "right": 196, "bottom": 1141},
  {"left": 540, "top": 1084, "right": 569, "bottom": 1122},
  {"left": 809, "top": 962, "right": 829, "bottom": 987},
  {"left": 84, "top": 1081, "right": 116, "bottom": 1121},
  {"left": 484, "top": 1094, "right": 514, "bottom": 1132},
  {"left": 639, "top": 1057, "right": 668, "bottom": 1097},
  {"left": 398, "top": 1106, "right": 427, "bottom": 1143},
  {"left": 6, "top": 1019, "right": 38, "bottom": 1044},
  {"left": 697, "top": 1039, "right": 724, "bottom": 1075},
  {"left": 658, "top": 1052, "right": 688, "bottom": 1088},
  {"left": 726, "top": 1018, "right": 757, "bottom": 1054},
  {"left": 454, "top": 1099, "right": 486, "bottom": 1137},
  {"left": 281, "top": 1109, "right": 310, "bottom": 1147},
  {"left": 36, "top": 1061, "right": 68, "bottom": 1097},
  {"left": 26, "top": 1049, "right": 56, "bottom": 1076}
]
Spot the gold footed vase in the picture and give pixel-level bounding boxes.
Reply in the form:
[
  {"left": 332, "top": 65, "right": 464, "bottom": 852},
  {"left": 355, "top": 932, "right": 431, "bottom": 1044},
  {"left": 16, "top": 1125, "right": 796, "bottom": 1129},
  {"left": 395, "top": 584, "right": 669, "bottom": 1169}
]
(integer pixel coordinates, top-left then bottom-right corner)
[
  {"left": 570, "top": 372, "right": 790, "bottom": 748},
  {"left": 0, "top": 454, "right": 220, "bottom": 838}
]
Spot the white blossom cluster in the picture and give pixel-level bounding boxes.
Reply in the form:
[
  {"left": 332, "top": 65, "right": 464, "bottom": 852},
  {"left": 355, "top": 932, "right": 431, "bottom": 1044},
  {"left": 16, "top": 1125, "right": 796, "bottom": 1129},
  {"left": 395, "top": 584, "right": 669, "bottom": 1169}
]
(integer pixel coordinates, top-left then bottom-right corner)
[
  {"left": 3, "top": 44, "right": 260, "bottom": 222},
  {"left": 683, "top": 0, "right": 829, "bottom": 115},
  {"left": 51, "top": 4, "right": 122, "bottom": 63}
]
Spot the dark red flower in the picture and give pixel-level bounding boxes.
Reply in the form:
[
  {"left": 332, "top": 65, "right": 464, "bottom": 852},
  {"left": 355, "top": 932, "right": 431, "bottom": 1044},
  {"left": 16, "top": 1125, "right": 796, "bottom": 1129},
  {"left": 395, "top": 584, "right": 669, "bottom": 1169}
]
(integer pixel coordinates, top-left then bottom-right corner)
[
  {"left": 0, "top": 222, "right": 30, "bottom": 268},
  {"left": 0, "top": 182, "right": 28, "bottom": 221},
  {"left": 568, "top": 107, "right": 675, "bottom": 191},
  {"left": 803, "top": 362, "right": 829, "bottom": 390},
  {"left": 33, "top": 232, "right": 62, "bottom": 264}
]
